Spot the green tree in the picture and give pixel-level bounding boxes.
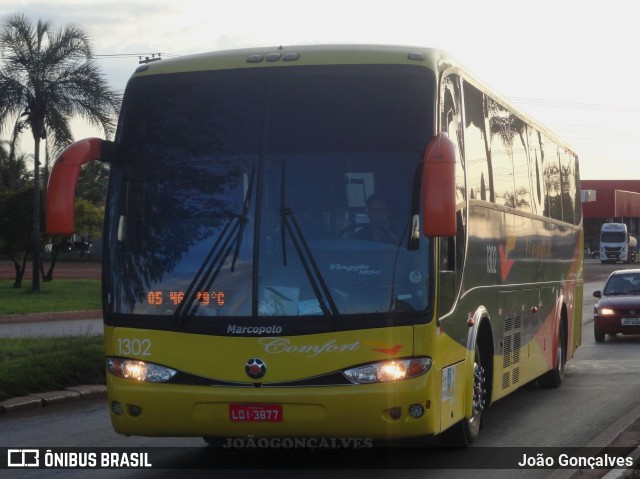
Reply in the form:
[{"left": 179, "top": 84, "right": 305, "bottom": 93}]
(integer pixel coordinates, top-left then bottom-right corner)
[
  {"left": 77, "top": 161, "right": 109, "bottom": 206},
  {"left": 74, "top": 197, "right": 104, "bottom": 241},
  {"left": 0, "top": 13, "right": 120, "bottom": 291},
  {"left": 0, "top": 118, "right": 32, "bottom": 191},
  {"left": 0, "top": 184, "right": 36, "bottom": 288},
  {"left": 38, "top": 198, "right": 104, "bottom": 282},
  {"left": 0, "top": 147, "right": 31, "bottom": 191}
]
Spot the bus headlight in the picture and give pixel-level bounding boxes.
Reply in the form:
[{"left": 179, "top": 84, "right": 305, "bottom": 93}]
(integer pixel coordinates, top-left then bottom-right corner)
[
  {"left": 343, "top": 358, "right": 432, "bottom": 384},
  {"left": 107, "top": 357, "right": 177, "bottom": 383}
]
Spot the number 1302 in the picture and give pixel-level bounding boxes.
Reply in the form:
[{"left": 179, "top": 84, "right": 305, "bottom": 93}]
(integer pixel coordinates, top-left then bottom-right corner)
[{"left": 117, "top": 338, "right": 152, "bottom": 356}]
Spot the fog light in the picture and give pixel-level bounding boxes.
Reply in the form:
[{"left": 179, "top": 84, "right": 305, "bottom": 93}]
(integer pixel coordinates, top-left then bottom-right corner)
[
  {"left": 409, "top": 403, "right": 424, "bottom": 418},
  {"left": 389, "top": 407, "right": 402, "bottom": 420},
  {"left": 111, "top": 401, "right": 123, "bottom": 416},
  {"left": 128, "top": 405, "right": 142, "bottom": 417}
]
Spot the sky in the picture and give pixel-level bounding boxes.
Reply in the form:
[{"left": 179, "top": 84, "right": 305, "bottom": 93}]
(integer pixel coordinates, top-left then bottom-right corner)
[{"left": 2, "top": 0, "right": 639, "bottom": 180}]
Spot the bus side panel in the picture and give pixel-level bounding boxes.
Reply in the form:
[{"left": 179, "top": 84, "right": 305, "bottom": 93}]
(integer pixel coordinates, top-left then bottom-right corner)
[{"left": 440, "top": 202, "right": 582, "bottom": 402}]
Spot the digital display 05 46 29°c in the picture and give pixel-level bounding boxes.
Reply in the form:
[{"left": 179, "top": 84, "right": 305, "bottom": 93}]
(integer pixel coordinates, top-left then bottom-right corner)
[{"left": 146, "top": 291, "right": 226, "bottom": 307}]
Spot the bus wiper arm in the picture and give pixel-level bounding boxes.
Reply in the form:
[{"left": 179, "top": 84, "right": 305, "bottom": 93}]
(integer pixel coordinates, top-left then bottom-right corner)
[
  {"left": 230, "top": 168, "right": 256, "bottom": 272},
  {"left": 173, "top": 169, "right": 255, "bottom": 325},
  {"left": 172, "top": 216, "right": 241, "bottom": 325},
  {"left": 280, "top": 206, "right": 340, "bottom": 317},
  {"left": 278, "top": 160, "right": 338, "bottom": 317}
]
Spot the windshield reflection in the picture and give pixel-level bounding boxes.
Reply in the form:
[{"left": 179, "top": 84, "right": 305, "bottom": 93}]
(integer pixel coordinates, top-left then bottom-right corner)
[{"left": 106, "top": 65, "right": 434, "bottom": 321}]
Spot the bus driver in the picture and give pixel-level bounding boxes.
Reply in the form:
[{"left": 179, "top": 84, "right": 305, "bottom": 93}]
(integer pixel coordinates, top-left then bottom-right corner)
[{"left": 353, "top": 194, "right": 399, "bottom": 244}]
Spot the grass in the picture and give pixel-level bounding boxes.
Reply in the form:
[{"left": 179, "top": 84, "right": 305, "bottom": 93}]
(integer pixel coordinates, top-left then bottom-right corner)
[
  {"left": 0, "top": 335, "right": 105, "bottom": 400},
  {"left": 0, "top": 278, "right": 104, "bottom": 400},
  {"left": 0, "top": 279, "right": 101, "bottom": 315}
]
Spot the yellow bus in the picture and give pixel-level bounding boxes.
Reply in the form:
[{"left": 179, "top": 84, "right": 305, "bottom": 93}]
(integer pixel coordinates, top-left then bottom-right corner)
[{"left": 46, "top": 45, "right": 583, "bottom": 446}]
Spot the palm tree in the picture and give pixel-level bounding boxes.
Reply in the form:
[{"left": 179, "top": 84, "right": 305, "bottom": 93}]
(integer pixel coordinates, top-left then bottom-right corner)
[{"left": 0, "top": 13, "right": 120, "bottom": 291}]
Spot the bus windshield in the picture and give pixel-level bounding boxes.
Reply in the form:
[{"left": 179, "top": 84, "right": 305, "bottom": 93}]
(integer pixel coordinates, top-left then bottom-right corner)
[{"left": 106, "top": 65, "right": 434, "bottom": 322}]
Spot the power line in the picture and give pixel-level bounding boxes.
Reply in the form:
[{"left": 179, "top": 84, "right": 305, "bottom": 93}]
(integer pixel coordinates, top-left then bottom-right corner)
[
  {"left": 561, "top": 134, "right": 640, "bottom": 143},
  {"left": 94, "top": 52, "right": 179, "bottom": 60}
]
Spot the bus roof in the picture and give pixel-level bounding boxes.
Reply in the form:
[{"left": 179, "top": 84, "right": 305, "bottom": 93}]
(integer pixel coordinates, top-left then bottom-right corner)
[{"left": 132, "top": 44, "right": 450, "bottom": 74}]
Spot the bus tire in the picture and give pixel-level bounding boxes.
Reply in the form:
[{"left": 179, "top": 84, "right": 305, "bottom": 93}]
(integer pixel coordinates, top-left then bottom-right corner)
[
  {"left": 440, "top": 343, "right": 486, "bottom": 447},
  {"left": 539, "top": 320, "right": 565, "bottom": 388},
  {"left": 594, "top": 326, "right": 605, "bottom": 343}
]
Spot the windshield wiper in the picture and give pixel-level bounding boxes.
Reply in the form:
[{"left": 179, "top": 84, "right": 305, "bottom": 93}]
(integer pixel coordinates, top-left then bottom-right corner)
[
  {"left": 280, "top": 206, "right": 340, "bottom": 316},
  {"left": 173, "top": 169, "right": 255, "bottom": 325},
  {"left": 230, "top": 169, "right": 256, "bottom": 272},
  {"left": 279, "top": 161, "right": 339, "bottom": 317}
]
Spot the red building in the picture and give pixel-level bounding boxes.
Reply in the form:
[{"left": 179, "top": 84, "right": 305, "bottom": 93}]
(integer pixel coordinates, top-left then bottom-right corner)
[{"left": 581, "top": 180, "right": 640, "bottom": 250}]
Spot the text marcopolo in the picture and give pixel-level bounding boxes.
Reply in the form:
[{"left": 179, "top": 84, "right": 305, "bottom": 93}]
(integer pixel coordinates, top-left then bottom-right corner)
[{"left": 227, "top": 325, "right": 283, "bottom": 335}]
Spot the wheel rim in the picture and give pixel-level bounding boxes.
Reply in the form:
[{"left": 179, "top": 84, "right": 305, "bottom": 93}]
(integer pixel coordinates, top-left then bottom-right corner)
[{"left": 470, "top": 358, "right": 486, "bottom": 430}]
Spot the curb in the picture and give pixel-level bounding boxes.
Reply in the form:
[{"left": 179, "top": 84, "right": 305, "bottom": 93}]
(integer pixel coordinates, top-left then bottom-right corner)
[
  {"left": 0, "top": 385, "right": 106, "bottom": 414},
  {"left": 0, "top": 310, "right": 102, "bottom": 324}
]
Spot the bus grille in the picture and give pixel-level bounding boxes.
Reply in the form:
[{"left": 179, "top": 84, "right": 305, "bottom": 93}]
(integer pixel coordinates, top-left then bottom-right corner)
[
  {"left": 502, "top": 315, "right": 523, "bottom": 389},
  {"left": 503, "top": 367, "right": 521, "bottom": 389}
]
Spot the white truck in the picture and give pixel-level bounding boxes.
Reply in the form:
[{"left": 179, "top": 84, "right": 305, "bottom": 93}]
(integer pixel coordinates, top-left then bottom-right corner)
[{"left": 599, "top": 222, "right": 637, "bottom": 264}]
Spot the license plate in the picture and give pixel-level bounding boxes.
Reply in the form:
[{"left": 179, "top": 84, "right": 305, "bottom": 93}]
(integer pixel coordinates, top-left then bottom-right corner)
[
  {"left": 621, "top": 318, "right": 640, "bottom": 326},
  {"left": 229, "top": 403, "right": 283, "bottom": 422}
]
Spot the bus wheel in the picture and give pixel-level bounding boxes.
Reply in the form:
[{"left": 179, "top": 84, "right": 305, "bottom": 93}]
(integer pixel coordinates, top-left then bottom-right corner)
[
  {"left": 539, "top": 321, "right": 565, "bottom": 388},
  {"left": 440, "top": 344, "right": 486, "bottom": 447}
]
